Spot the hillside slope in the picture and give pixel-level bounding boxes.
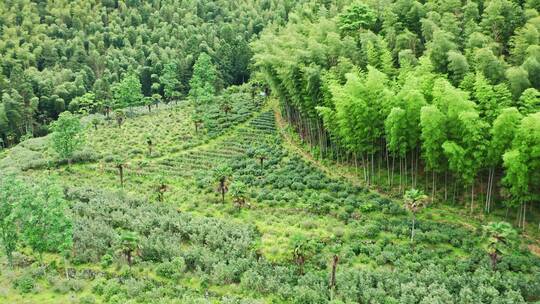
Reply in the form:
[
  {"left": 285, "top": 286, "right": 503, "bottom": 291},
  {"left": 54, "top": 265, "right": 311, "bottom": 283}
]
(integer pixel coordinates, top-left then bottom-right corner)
[{"left": 1, "top": 97, "right": 539, "bottom": 303}]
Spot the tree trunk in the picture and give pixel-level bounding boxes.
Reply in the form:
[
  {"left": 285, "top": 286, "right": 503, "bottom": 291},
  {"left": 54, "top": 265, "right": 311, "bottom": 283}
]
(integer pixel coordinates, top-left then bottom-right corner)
[
  {"left": 386, "top": 146, "right": 390, "bottom": 187},
  {"left": 390, "top": 156, "right": 395, "bottom": 188},
  {"left": 431, "top": 170, "right": 435, "bottom": 204},
  {"left": 118, "top": 166, "right": 124, "bottom": 188},
  {"left": 444, "top": 171, "right": 448, "bottom": 202},
  {"left": 127, "top": 250, "right": 132, "bottom": 267},
  {"left": 521, "top": 202, "right": 527, "bottom": 230},
  {"left": 470, "top": 181, "right": 474, "bottom": 215},
  {"left": 411, "top": 214, "right": 416, "bottom": 242},
  {"left": 490, "top": 252, "right": 498, "bottom": 270},
  {"left": 329, "top": 255, "right": 339, "bottom": 296},
  {"left": 221, "top": 181, "right": 225, "bottom": 203},
  {"left": 399, "top": 158, "right": 402, "bottom": 193},
  {"left": 64, "top": 256, "right": 70, "bottom": 279}
]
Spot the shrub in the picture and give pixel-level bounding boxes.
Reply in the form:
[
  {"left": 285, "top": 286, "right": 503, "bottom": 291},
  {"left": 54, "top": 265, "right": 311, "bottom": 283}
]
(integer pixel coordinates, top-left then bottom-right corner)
[
  {"left": 79, "top": 295, "right": 96, "bottom": 304},
  {"left": 13, "top": 274, "right": 35, "bottom": 294},
  {"left": 101, "top": 254, "right": 114, "bottom": 268},
  {"left": 156, "top": 257, "right": 186, "bottom": 280}
]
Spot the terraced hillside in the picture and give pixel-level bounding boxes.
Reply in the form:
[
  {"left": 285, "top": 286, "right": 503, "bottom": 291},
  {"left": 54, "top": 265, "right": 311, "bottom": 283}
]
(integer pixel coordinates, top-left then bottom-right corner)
[{"left": 1, "top": 100, "right": 539, "bottom": 303}]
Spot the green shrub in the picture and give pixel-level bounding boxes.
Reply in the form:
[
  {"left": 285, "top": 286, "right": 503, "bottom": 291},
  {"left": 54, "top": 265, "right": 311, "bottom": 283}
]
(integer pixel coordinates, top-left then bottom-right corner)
[
  {"left": 79, "top": 295, "right": 96, "bottom": 304},
  {"left": 13, "top": 274, "right": 35, "bottom": 294},
  {"left": 156, "top": 257, "right": 186, "bottom": 280}
]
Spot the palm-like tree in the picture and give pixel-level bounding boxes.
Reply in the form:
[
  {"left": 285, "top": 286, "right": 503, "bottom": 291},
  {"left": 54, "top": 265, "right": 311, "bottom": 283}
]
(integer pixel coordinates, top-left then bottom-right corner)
[
  {"left": 115, "top": 109, "right": 125, "bottom": 127},
  {"left": 155, "top": 175, "right": 168, "bottom": 202},
  {"left": 146, "top": 134, "right": 153, "bottom": 156},
  {"left": 91, "top": 117, "right": 100, "bottom": 130},
  {"left": 230, "top": 181, "right": 248, "bottom": 208},
  {"left": 119, "top": 231, "right": 139, "bottom": 267},
  {"left": 254, "top": 147, "right": 268, "bottom": 169},
  {"left": 221, "top": 101, "right": 232, "bottom": 116},
  {"left": 483, "top": 222, "right": 517, "bottom": 270},
  {"left": 290, "top": 234, "right": 317, "bottom": 275},
  {"left": 213, "top": 165, "right": 232, "bottom": 203},
  {"left": 404, "top": 189, "right": 429, "bottom": 242},
  {"left": 112, "top": 157, "right": 128, "bottom": 188}
]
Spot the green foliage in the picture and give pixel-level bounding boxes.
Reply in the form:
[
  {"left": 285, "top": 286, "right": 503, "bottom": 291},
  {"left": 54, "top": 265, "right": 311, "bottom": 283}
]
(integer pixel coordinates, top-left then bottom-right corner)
[
  {"left": 50, "top": 111, "right": 84, "bottom": 163},
  {"left": 483, "top": 222, "right": 518, "bottom": 269},
  {"left": 338, "top": 3, "right": 376, "bottom": 35},
  {"left": 0, "top": 175, "right": 25, "bottom": 266},
  {"left": 0, "top": 175, "right": 72, "bottom": 265},
  {"left": 69, "top": 92, "right": 102, "bottom": 114},
  {"left": 112, "top": 72, "right": 143, "bottom": 109},
  {"left": 189, "top": 53, "right": 218, "bottom": 103},
  {"left": 160, "top": 61, "right": 182, "bottom": 102}
]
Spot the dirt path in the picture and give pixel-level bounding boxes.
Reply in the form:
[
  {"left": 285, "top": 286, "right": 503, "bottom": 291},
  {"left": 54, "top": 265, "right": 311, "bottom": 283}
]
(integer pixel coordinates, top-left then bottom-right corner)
[
  {"left": 273, "top": 105, "right": 364, "bottom": 188},
  {"left": 272, "top": 103, "right": 540, "bottom": 255}
]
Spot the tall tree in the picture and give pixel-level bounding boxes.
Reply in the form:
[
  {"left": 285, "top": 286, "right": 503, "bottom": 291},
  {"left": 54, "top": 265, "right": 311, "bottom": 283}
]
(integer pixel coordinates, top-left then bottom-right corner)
[
  {"left": 160, "top": 61, "right": 181, "bottom": 103},
  {"left": 0, "top": 175, "right": 27, "bottom": 267},
  {"left": 19, "top": 179, "right": 73, "bottom": 263},
  {"left": 485, "top": 108, "right": 523, "bottom": 212},
  {"left": 50, "top": 111, "right": 85, "bottom": 165},
  {"left": 112, "top": 72, "right": 143, "bottom": 110},
  {"left": 420, "top": 105, "right": 447, "bottom": 201},
  {"left": 503, "top": 112, "right": 540, "bottom": 228},
  {"left": 189, "top": 53, "right": 218, "bottom": 104}
]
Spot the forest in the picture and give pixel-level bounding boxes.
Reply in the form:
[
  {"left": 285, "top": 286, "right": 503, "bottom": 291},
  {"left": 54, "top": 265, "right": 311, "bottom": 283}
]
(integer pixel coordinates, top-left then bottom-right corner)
[{"left": 0, "top": 0, "right": 539, "bottom": 303}]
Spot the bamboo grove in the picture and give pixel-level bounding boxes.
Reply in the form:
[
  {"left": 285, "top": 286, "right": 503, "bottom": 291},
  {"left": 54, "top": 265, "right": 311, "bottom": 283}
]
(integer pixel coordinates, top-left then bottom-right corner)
[
  {"left": 0, "top": 0, "right": 321, "bottom": 147},
  {"left": 252, "top": 0, "right": 540, "bottom": 226}
]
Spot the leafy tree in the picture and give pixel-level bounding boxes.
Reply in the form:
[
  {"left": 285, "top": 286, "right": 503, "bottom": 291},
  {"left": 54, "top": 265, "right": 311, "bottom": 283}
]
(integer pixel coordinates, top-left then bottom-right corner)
[
  {"left": 160, "top": 61, "right": 181, "bottom": 102},
  {"left": 50, "top": 111, "right": 84, "bottom": 165},
  {"left": 517, "top": 88, "right": 540, "bottom": 114},
  {"left": 447, "top": 51, "right": 469, "bottom": 85},
  {"left": 505, "top": 67, "right": 531, "bottom": 99},
  {"left": 403, "top": 188, "right": 428, "bottom": 242},
  {"left": 485, "top": 108, "right": 523, "bottom": 212},
  {"left": 483, "top": 222, "right": 517, "bottom": 270},
  {"left": 472, "top": 72, "right": 511, "bottom": 124},
  {"left": 473, "top": 48, "right": 507, "bottom": 84},
  {"left": 428, "top": 30, "right": 457, "bottom": 74},
  {"left": 19, "top": 179, "right": 72, "bottom": 263},
  {"left": 420, "top": 105, "right": 447, "bottom": 200},
  {"left": 521, "top": 55, "right": 540, "bottom": 89},
  {"left": 112, "top": 72, "right": 143, "bottom": 110},
  {"left": 69, "top": 92, "right": 102, "bottom": 114},
  {"left": 337, "top": 3, "right": 376, "bottom": 35},
  {"left": 503, "top": 112, "right": 540, "bottom": 228},
  {"left": 0, "top": 175, "right": 26, "bottom": 267},
  {"left": 480, "top": 0, "right": 524, "bottom": 49},
  {"left": 189, "top": 53, "right": 218, "bottom": 104}
]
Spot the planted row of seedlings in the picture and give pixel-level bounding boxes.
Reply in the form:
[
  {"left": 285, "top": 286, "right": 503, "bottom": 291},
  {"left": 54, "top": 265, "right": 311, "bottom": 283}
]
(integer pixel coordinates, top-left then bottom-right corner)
[{"left": 129, "top": 110, "right": 278, "bottom": 183}]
